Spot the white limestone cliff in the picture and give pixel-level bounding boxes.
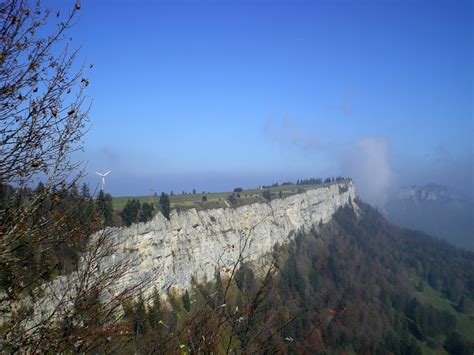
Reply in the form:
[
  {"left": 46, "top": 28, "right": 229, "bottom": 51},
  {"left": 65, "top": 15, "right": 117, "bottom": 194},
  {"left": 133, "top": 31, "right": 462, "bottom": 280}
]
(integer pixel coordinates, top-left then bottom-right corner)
[{"left": 103, "top": 180, "right": 356, "bottom": 295}]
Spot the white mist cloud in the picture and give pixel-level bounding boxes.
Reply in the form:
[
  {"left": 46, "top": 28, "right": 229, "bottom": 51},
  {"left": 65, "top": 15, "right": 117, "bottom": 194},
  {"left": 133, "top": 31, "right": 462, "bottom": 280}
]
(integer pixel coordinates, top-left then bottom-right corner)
[
  {"left": 341, "top": 137, "right": 395, "bottom": 207},
  {"left": 263, "top": 116, "right": 396, "bottom": 207}
]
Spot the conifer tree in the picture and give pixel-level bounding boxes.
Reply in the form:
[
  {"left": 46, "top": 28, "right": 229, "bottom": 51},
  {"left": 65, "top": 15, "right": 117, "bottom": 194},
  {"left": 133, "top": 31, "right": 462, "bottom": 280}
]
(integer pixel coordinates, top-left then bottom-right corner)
[
  {"left": 96, "top": 190, "right": 114, "bottom": 225},
  {"left": 160, "top": 192, "right": 171, "bottom": 220}
]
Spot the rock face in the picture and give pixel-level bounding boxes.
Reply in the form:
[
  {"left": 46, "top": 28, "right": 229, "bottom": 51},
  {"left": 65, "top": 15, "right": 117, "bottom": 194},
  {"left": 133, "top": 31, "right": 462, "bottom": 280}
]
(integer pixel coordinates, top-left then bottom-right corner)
[
  {"left": 395, "top": 184, "right": 460, "bottom": 202},
  {"left": 385, "top": 184, "right": 474, "bottom": 251},
  {"left": 106, "top": 180, "right": 356, "bottom": 294}
]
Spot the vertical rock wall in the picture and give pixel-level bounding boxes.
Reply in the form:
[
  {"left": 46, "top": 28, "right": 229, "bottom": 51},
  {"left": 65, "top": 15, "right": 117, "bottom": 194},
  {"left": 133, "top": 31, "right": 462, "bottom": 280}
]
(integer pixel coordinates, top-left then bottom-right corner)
[{"left": 106, "top": 181, "right": 356, "bottom": 294}]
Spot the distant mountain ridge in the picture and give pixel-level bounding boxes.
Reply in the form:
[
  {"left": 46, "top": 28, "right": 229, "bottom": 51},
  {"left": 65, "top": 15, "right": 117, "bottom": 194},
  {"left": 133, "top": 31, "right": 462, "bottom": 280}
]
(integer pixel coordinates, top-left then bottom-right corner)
[
  {"left": 385, "top": 184, "right": 474, "bottom": 251},
  {"left": 395, "top": 183, "right": 463, "bottom": 202}
]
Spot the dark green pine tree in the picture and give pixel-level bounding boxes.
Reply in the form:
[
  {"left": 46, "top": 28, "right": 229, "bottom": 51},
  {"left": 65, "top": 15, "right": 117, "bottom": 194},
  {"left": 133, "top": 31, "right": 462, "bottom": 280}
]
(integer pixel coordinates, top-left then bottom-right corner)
[
  {"left": 148, "top": 287, "right": 162, "bottom": 330},
  {"left": 139, "top": 202, "right": 155, "bottom": 223},
  {"left": 262, "top": 189, "right": 271, "bottom": 201},
  {"left": 121, "top": 199, "right": 141, "bottom": 226},
  {"left": 159, "top": 192, "right": 171, "bottom": 220},
  {"left": 70, "top": 183, "right": 78, "bottom": 198},
  {"left": 133, "top": 294, "right": 150, "bottom": 337},
  {"left": 96, "top": 190, "right": 114, "bottom": 226},
  {"left": 444, "top": 332, "right": 474, "bottom": 355},
  {"left": 81, "top": 183, "right": 91, "bottom": 198},
  {"left": 182, "top": 290, "right": 191, "bottom": 312},
  {"left": 456, "top": 296, "right": 474, "bottom": 314}
]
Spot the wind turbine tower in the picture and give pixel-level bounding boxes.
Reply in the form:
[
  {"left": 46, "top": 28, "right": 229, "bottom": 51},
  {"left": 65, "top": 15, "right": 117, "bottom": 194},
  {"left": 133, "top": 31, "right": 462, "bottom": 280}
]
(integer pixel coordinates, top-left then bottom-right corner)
[{"left": 95, "top": 171, "right": 110, "bottom": 191}]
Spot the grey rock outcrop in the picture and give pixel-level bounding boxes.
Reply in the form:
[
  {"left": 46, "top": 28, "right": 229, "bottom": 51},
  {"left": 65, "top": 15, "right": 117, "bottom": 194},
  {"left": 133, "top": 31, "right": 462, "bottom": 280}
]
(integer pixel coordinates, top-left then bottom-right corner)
[
  {"left": 385, "top": 183, "right": 473, "bottom": 251},
  {"left": 395, "top": 183, "right": 460, "bottom": 202},
  {"left": 104, "top": 180, "right": 356, "bottom": 295}
]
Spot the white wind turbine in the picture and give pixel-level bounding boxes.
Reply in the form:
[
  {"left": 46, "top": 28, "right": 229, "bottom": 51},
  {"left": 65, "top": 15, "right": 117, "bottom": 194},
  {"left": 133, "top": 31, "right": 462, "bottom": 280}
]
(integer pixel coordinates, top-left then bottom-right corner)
[{"left": 95, "top": 171, "right": 110, "bottom": 191}]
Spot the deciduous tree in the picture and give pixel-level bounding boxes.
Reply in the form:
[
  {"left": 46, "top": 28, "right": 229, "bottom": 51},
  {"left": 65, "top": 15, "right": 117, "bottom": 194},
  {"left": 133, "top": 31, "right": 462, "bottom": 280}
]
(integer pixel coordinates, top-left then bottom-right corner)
[{"left": 0, "top": 1, "right": 152, "bottom": 351}]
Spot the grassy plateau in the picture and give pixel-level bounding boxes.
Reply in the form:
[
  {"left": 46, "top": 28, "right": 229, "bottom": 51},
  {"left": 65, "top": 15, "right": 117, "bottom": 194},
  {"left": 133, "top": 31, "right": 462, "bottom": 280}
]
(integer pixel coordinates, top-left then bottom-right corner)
[{"left": 112, "top": 183, "right": 335, "bottom": 212}]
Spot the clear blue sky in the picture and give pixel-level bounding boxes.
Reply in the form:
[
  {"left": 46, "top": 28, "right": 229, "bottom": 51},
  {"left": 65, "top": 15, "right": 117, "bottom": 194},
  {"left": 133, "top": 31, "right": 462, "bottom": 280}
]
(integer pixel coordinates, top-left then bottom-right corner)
[{"left": 54, "top": 0, "right": 472, "bottom": 200}]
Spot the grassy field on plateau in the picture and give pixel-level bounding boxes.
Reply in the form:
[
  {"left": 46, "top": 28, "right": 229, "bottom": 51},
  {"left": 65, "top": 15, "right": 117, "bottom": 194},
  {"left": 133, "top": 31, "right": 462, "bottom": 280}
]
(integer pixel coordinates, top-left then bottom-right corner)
[{"left": 112, "top": 183, "right": 336, "bottom": 212}]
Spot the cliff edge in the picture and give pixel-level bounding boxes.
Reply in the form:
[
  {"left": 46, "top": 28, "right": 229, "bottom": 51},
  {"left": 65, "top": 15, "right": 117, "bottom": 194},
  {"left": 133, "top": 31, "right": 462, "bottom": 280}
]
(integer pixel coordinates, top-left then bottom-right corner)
[{"left": 103, "top": 180, "right": 356, "bottom": 294}]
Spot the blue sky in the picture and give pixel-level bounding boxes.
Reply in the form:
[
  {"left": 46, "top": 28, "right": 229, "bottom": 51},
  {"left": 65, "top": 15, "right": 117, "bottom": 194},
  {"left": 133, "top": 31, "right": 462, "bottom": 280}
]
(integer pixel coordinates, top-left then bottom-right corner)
[{"left": 53, "top": 0, "right": 472, "bottom": 201}]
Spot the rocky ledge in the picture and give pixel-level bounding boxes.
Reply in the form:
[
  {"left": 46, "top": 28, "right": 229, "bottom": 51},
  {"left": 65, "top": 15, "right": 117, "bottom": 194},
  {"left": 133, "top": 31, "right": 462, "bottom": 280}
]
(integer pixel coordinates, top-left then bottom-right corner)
[{"left": 103, "top": 180, "right": 356, "bottom": 295}]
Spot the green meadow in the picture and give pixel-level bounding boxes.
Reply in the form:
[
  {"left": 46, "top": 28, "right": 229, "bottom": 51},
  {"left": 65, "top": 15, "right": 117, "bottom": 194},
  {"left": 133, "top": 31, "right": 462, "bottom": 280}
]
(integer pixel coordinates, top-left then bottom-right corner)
[
  {"left": 415, "top": 283, "right": 474, "bottom": 343},
  {"left": 112, "top": 183, "right": 328, "bottom": 212}
]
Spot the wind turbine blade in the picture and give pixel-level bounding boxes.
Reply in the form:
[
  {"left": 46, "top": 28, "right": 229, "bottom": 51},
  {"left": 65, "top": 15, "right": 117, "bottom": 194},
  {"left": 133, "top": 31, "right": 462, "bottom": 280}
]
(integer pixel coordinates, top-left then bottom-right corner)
[
  {"left": 104, "top": 171, "right": 110, "bottom": 176},
  {"left": 95, "top": 172, "right": 102, "bottom": 176}
]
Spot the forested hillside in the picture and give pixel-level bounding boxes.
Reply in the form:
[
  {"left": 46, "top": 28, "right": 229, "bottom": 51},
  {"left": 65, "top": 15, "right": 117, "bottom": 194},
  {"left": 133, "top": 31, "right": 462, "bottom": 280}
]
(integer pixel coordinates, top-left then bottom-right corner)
[{"left": 264, "top": 203, "right": 474, "bottom": 353}]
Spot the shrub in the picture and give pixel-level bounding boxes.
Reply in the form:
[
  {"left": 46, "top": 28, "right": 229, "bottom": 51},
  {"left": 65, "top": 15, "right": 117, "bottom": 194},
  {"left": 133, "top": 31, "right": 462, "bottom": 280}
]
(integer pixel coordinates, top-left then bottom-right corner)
[{"left": 262, "top": 190, "right": 271, "bottom": 201}]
